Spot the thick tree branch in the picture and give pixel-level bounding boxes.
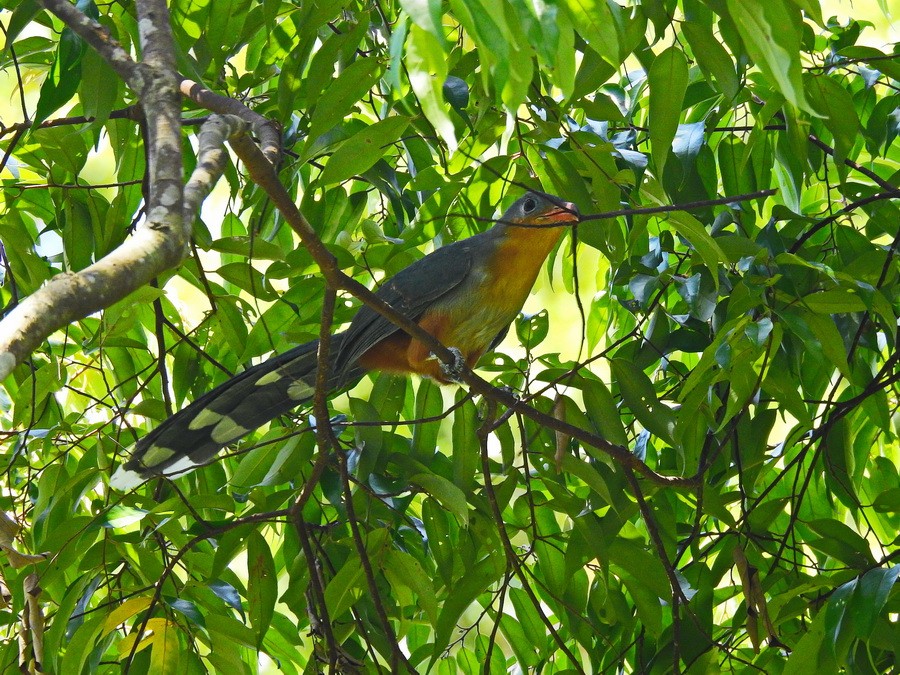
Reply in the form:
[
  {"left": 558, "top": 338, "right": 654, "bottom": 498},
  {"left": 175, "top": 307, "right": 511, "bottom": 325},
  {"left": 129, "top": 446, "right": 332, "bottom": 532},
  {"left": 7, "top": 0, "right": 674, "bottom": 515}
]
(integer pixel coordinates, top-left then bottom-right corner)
[
  {"left": 180, "top": 78, "right": 281, "bottom": 165},
  {"left": 0, "top": 0, "right": 188, "bottom": 380},
  {"left": 134, "top": 0, "right": 184, "bottom": 239},
  {"left": 0, "top": 115, "right": 243, "bottom": 380}
]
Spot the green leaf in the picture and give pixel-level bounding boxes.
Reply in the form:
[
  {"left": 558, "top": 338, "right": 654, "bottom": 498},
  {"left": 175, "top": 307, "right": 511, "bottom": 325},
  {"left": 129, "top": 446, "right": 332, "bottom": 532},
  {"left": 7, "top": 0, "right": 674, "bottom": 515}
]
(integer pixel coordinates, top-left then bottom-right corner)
[
  {"left": 33, "top": 21, "right": 88, "bottom": 128},
  {"left": 5, "top": 0, "right": 41, "bottom": 49},
  {"left": 561, "top": 0, "right": 620, "bottom": 66},
  {"left": 451, "top": 393, "right": 479, "bottom": 491},
  {"left": 607, "top": 538, "right": 671, "bottom": 600},
  {"left": 515, "top": 309, "right": 549, "bottom": 349},
  {"left": 784, "top": 606, "right": 829, "bottom": 674},
  {"left": 802, "top": 288, "right": 868, "bottom": 314},
  {"left": 405, "top": 24, "right": 456, "bottom": 150},
  {"left": 319, "top": 116, "right": 409, "bottom": 186},
  {"left": 802, "top": 312, "right": 851, "bottom": 378},
  {"left": 277, "top": 36, "right": 316, "bottom": 121},
  {"left": 621, "top": 574, "right": 664, "bottom": 637},
  {"left": 399, "top": 0, "right": 444, "bottom": 41},
  {"left": 610, "top": 359, "right": 676, "bottom": 445},
  {"left": 208, "top": 580, "right": 245, "bottom": 619},
  {"left": 247, "top": 530, "right": 277, "bottom": 648},
  {"left": 873, "top": 487, "right": 900, "bottom": 513},
  {"left": 60, "top": 614, "right": 106, "bottom": 675},
  {"left": 384, "top": 549, "right": 439, "bottom": 627},
  {"left": 807, "top": 519, "right": 874, "bottom": 567},
  {"left": 410, "top": 379, "right": 444, "bottom": 464},
  {"left": 851, "top": 566, "right": 900, "bottom": 639},
  {"left": 410, "top": 473, "right": 469, "bottom": 526},
  {"left": 560, "top": 455, "right": 612, "bottom": 505},
  {"left": 508, "top": 587, "right": 547, "bottom": 651},
  {"left": 430, "top": 552, "right": 502, "bottom": 668},
  {"left": 534, "top": 538, "right": 567, "bottom": 595},
  {"left": 682, "top": 21, "right": 739, "bottom": 100},
  {"left": 824, "top": 577, "right": 857, "bottom": 661},
  {"left": 725, "top": 0, "right": 811, "bottom": 112},
  {"left": 442, "top": 75, "right": 469, "bottom": 111},
  {"left": 581, "top": 376, "right": 629, "bottom": 447},
  {"left": 230, "top": 435, "right": 301, "bottom": 490},
  {"left": 804, "top": 74, "right": 860, "bottom": 165},
  {"left": 205, "top": 614, "right": 257, "bottom": 649},
  {"left": 164, "top": 597, "right": 206, "bottom": 628},
  {"left": 102, "top": 505, "right": 148, "bottom": 530},
  {"left": 497, "top": 613, "right": 540, "bottom": 667},
  {"left": 306, "top": 57, "right": 382, "bottom": 144},
  {"left": 421, "top": 497, "right": 455, "bottom": 584},
  {"left": 324, "top": 553, "right": 366, "bottom": 619},
  {"left": 149, "top": 621, "right": 182, "bottom": 673},
  {"left": 787, "top": 0, "right": 823, "bottom": 25},
  {"left": 648, "top": 46, "right": 689, "bottom": 176},
  {"left": 643, "top": 179, "right": 727, "bottom": 284}
]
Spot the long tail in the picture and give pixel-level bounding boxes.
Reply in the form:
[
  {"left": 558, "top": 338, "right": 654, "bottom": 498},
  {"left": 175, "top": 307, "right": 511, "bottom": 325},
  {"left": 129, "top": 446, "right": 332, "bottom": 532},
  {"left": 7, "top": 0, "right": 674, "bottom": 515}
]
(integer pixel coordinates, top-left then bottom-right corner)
[{"left": 110, "top": 332, "right": 363, "bottom": 489}]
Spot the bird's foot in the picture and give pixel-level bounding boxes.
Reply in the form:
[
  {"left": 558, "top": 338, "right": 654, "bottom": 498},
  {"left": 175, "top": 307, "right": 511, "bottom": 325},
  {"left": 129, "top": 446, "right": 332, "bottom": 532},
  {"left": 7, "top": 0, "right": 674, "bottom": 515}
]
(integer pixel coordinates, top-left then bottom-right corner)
[{"left": 429, "top": 346, "right": 465, "bottom": 383}]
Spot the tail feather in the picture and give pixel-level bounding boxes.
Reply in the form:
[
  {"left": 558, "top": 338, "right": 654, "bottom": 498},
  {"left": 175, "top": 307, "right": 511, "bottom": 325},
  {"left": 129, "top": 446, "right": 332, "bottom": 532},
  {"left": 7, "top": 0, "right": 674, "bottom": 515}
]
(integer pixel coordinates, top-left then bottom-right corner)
[{"left": 110, "top": 332, "right": 363, "bottom": 488}]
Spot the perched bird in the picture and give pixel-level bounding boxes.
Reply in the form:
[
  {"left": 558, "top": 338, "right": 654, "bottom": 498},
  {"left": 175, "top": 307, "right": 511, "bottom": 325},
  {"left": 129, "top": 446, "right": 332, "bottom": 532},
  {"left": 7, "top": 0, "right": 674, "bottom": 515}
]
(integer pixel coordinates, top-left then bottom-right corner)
[{"left": 111, "top": 192, "right": 579, "bottom": 488}]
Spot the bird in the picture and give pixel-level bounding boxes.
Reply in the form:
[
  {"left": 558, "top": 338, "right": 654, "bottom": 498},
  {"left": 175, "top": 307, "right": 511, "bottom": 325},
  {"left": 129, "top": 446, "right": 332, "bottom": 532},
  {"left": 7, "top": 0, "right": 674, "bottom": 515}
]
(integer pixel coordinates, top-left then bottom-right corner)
[{"left": 110, "top": 191, "right": 579, "bottom": 489}]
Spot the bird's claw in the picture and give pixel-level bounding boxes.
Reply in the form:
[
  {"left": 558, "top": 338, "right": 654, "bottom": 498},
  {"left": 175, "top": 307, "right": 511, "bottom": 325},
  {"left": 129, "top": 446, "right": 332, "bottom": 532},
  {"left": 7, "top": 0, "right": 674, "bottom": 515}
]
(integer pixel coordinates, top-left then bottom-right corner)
[{"left": 431, "top": 347, "right": 465, "bottom": 383}]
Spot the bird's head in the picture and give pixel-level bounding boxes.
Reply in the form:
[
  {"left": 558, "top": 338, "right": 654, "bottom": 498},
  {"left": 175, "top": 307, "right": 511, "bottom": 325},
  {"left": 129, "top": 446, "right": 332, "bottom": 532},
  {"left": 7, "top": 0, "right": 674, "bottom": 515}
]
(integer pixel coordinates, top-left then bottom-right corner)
[{"left": 500, "top": 192, "right": 580, "bottom": 228}]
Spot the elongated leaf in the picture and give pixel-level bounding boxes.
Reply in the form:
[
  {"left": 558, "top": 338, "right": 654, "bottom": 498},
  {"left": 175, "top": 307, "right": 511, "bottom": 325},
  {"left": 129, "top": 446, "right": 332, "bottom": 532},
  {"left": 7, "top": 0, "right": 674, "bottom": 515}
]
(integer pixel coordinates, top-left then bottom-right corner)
[
  {"left": 682, "top": 21, "right": 739, "bottom": 100},
  {"left": 410, "top": 473, "right": 469, "bottom": 526},
  {"left": 33, "top": 24, "right": 87, "bottom": 128},
  {"left": 611, "top": 359, "right": 676, "bottom": 445},
  {"left": 802, "top": 289, "right": 868, "bottom": 314},
  {"left": 5, "top": 0, "right": 41, "bottom": 49},
  {"left": 405, "top": 24, "right": 456, "bottom": 149},
  {"left": 561, "top": 0, "right": 620, "bottom": 66},
  {"left": 851, "top": 566, "right": 900, "bottom": 639},
  {"left": 430, "top": 552, "right": 502, "bottom": 668},
  {"left": 399, "top": 0, "right": 444, "bottom": 39},
  {"left": 324, "top": 554, "right": 365, "bottom": 619},
  {"left": 319, "top": 116, "right": 409, "bottom": 186},
  {"left": 384, "top": 549, "right": 439, "bottom": 626},
  {"left": 805, "top": 74, "right": 860, "bottom": 165},
  {"left": 306, "top": 58, "right": 382, "bottom": 144},
  {"left": 725, "top": 0, "right": 811, "bottom": 112},
  {"left": 648, "top": 46, "right": 689, "bottom": 176},
  {"left": 582, "top": 376, "right": 629, "bottom": 447},
  {"left": 825, "top": 577, "right": 857, "bottom": 661},
  {"left": 247, "top": 530, "right": 277, "bottom": 647}
]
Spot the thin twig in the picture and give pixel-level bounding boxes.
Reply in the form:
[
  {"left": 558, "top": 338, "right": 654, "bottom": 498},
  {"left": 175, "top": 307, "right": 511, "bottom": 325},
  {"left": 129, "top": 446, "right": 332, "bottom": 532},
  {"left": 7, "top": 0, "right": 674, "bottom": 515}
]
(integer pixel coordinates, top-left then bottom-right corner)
[{"left": 478, "top": 399, "right": 586, "bottom": 674}]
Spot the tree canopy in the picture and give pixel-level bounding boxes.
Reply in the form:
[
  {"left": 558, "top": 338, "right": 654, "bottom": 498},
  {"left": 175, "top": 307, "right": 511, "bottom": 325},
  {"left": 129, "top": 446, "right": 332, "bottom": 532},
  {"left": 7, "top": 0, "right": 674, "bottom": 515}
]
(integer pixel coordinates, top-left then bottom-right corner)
[{"left": 0, "top": 0, "right": 899, "bottom": 672}]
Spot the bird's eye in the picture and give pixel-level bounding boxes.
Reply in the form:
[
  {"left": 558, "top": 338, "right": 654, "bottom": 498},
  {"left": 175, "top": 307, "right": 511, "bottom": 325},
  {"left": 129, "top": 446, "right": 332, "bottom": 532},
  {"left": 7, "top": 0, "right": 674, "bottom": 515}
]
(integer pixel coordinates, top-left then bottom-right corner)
[{"left": 522, "top": 197, "right": 537, "bottom": 213}]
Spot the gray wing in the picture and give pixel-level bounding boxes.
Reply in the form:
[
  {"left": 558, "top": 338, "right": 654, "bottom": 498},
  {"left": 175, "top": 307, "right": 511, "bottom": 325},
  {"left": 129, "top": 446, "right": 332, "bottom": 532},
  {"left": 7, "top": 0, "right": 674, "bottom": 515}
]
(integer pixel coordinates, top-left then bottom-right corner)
[{"left": 334, "top": 234, "right": 491, "bottom": 373}]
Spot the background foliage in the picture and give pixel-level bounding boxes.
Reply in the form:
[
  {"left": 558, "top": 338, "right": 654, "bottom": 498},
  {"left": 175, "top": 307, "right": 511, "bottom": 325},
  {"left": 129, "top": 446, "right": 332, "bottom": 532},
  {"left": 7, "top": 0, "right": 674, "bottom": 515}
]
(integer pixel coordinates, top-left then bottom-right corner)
[{"left": 1, "top": 0, "right": 899, "bottom": 672}]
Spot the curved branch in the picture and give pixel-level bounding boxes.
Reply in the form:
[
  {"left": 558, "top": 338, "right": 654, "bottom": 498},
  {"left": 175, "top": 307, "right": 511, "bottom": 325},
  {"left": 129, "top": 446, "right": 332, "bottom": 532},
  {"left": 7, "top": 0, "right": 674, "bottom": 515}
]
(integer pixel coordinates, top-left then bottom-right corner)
[
  {"left": 0, "top": 115, "right": 244, "bottom": 380},
  {"left": 180, "top": 78, "right": 281, "bottom": 165},
  {"left": 790, "top": 189, "right": 900, "bottom": 252}
]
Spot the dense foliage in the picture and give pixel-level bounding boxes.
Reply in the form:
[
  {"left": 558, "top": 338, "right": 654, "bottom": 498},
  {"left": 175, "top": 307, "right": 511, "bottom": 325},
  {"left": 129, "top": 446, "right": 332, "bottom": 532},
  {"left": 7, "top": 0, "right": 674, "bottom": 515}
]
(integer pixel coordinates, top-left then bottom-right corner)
[{"left": 1, "top": 0, "right": 898, "bottom": 672}]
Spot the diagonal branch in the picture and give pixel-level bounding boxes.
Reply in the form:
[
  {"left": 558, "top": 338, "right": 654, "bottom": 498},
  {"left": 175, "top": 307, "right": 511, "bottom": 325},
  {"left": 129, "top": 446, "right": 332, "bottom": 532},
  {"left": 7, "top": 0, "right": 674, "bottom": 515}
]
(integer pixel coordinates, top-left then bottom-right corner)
[
  {"left": 229, "top": 135, "right": 699, "bottom": 488},
  {"left": 36, "top": 0, "right": 144, "bottom": 88}
]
